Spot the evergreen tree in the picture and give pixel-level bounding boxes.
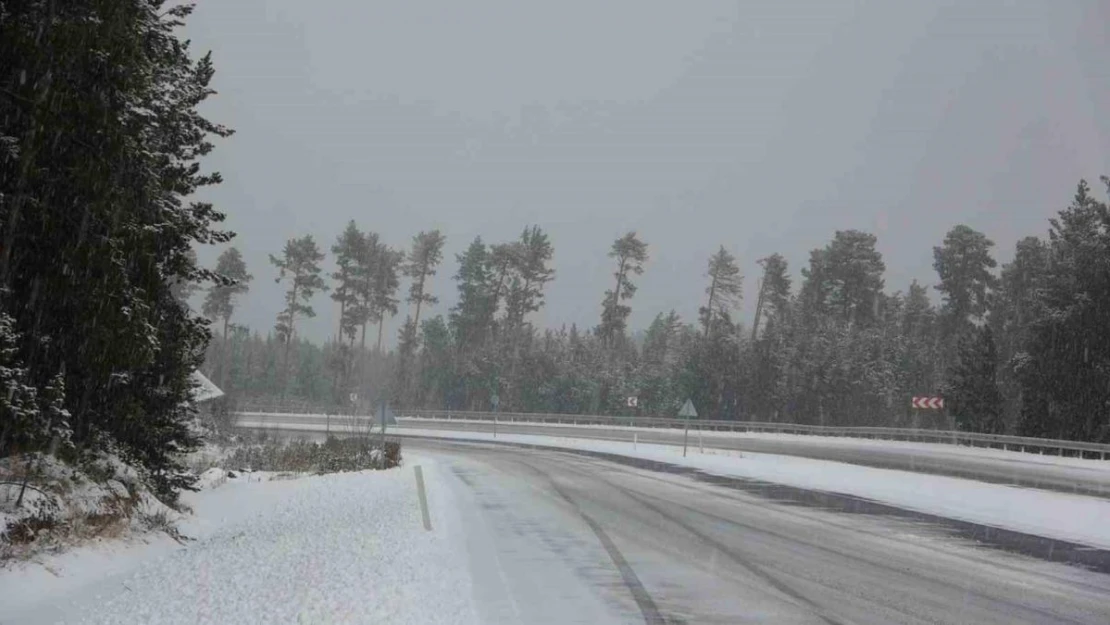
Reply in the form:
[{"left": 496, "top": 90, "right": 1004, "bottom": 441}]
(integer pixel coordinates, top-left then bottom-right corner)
[
  {"left": 751, "top": 253, "right": 791, "bottom": 339},
  {"left": 933, "top": 225, "right": 998, "bottom": 340},
  {"left": 331, "top": 221, "right": 365, "bottom": 344},
  {"left": 486, "top": 243, "right": 517, "bottom": 333},
  {"left": 1018, "top": 179, "right": 1110, "bottom": 441},
  {"left": 824, "top": 230, "right": 885, "bottom": 326},
  {"left": 749, "top": 254, "right": 793, "bottom": 419},
  {"left": 1, "top": 1, "right": 232, "bottom": 498},
  {"left": 270, "top": 235, "right": 328, "bottom": 394},
  {"left": 946, "top": 326, "right": 1004, "bottom": 433},
  {"left": 503, "top": 226, "right": 556, "bottom": 331},
  {"left": 450, "top": 237, "right": 494, "bottom": 351},
  {"left": 403, "top": 230, "right": 447, "bottom": 331},
  {"left": 991, "top": 236, "right": 1049, "bottom": 430},
  {"left": 351, "top": 231, "right": 381, "bottom": 349},
  {"left": 699, "top": 246, "right": 742, "bottom": 337},
  {"left": 599, "top": 231, "right": 649, "bottom": 345},
  {"left": 203, "top": 247, "right": 253, "bottom": 343},
  {"left": 370, "top": 243, "right": 402, "bottom": 352}
]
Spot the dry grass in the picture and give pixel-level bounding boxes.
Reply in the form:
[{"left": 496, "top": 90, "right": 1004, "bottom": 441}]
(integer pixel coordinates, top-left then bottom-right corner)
[{"left": 1, "top": 452, "right": 182, "bottom": 565}]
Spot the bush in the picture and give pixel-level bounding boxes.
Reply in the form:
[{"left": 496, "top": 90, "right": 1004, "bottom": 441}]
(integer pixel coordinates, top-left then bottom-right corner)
[{"left": 222, "top": 436, "right": 402, "bottom": 474}]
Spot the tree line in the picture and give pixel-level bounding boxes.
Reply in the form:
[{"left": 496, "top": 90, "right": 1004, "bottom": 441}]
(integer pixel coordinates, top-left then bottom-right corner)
[{"left": 204, "top": 177, "right": 1110, "bottom": 443}]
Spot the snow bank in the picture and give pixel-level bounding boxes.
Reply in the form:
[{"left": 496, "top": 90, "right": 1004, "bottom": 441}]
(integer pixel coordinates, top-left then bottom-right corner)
[
  {"left": 394, "top": 429, "right": 1110, "bottom": 550},
  {"left": 0, "top": 453, "right": 478, "bottom": 625},
  {"left": 1, "top": 453, "right": 182, "bottom": 564},
  {"left": 396, "top": 416, "right": 1110, "bottom": 472}
]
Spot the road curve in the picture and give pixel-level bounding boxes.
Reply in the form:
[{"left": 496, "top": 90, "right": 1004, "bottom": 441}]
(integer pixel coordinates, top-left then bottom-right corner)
[
  {"left": 236, "top": 413, "right": 1110, "bottom": 497},
  {"left": 416, "top": 437, "right": 1110, "bottom": 624}
]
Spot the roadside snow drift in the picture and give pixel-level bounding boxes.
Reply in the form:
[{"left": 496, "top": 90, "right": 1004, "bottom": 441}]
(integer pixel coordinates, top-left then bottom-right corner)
[{"left": 0, "top": 454, "right": 477, "bottom": 625}]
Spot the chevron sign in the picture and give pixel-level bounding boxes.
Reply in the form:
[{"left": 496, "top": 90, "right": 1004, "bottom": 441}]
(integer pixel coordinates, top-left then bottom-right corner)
[{"left": 912, "top": 396, "right": 944, "bottom": 410}]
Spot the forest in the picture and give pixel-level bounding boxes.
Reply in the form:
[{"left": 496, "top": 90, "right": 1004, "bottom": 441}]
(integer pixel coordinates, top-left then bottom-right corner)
[{"left": 202, "top": 178, "right": 1110, "bottom": 443}]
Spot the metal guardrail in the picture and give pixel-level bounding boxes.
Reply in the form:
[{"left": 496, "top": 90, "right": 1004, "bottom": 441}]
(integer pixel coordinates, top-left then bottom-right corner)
[
  {"left": 391, "top": 408, "right": 1110, "bottom": 460},
  {"left": 230, "top": 398, "right": 374, "bottom": 416},
  {"left": 229, "top": 404, "right": 1110, "bottom": 459}
]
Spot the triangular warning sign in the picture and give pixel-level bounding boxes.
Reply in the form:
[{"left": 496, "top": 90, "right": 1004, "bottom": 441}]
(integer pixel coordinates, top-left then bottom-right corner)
[{"left": 678, "top": 398, "right": 697, "bottom": 418}]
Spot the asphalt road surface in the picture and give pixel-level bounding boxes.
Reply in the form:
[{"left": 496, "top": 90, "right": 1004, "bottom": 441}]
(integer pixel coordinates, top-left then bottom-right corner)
[{"left": 415, "top": 437, "right": 1110, "bottom": 624}]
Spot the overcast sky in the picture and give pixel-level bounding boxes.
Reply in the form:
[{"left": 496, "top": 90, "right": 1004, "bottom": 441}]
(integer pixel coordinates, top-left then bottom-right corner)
[{"left": 185, "top": 0, "right": 1110, "bottom": 345}]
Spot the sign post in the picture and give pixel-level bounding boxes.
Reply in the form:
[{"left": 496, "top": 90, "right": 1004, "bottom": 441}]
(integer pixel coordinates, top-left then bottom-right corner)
[
  {"left": 627, "top": 396, "right": 639, "bottom": 428},
  {"left": 491, "top": 394, "right": 500, "bottom": 439},
  {"left": 679, "top": 399, "right": 698, "bottom": 457},
  {"left": 378, "top": 399, "right": 387, "bottom": 470},
  {"left": 348, "top": 392, "right": 358, "bottom": 436}
]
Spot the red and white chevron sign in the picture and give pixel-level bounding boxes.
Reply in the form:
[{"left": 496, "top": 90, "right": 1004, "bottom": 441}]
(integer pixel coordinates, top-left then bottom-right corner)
[{"left": 912, "top": 396, "right": 944, "bottom": 410}]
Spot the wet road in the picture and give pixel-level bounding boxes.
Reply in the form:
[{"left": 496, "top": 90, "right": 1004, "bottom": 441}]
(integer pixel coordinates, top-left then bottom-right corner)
[{"left": 417, "top": 438, "right": 1110, "bottom": 624}]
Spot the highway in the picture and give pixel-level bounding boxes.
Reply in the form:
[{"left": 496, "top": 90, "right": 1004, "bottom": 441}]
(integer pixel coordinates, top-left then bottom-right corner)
[
  {"left": 235, "top": 412, "right": 1110, "bottom": 497},
  {"left": 413, "top": 437, "right": 1110, "bottom": 624}
]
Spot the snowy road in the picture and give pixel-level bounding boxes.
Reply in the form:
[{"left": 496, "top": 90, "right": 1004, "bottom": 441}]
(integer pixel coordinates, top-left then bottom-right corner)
[
  {"left": 423, "top": 438, "right": 1110, "bottom": 624},
  {"left": 398, "top": 420, "right": 1110, "bottom": 497}
]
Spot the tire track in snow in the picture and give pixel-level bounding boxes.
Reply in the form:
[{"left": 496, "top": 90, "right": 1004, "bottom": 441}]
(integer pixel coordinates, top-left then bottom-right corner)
[{"left": 542, "top": 474, "right": 668, "bottom": 625}]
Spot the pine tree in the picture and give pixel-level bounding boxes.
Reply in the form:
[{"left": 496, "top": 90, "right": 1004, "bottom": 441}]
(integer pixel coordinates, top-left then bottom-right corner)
[
  {"left": 503, "top": 226, "right": 556, "bottom": 331},
  {"left": 933, "top": 225, "right": 998, "bottom": 341},
  {"left": 271, "top": 236, "right": 328, "bottom": 395},
  {"left": 331, "top": 221, "right": 365, "bottom": 344},
  {"left": 599, "top": 232, "right": 649, "bottom": 345},
  {"left": 203, "top": 248, "right": 253, "bottom": 343},
  {"left": 824, "top": 230, "right": 885, "bottom": 326},
  {"left": 370, "top": 242, "right": 402, "bottom": 352},
  {"left": 749, "top": 254, "right": 793, "bottom": 419},
  {"left": 450, "top": 237, "right": 494, "bottom": 351},
  {"left": 1018, "top": 179, "right": 1110, "bottom": 441},
  {"left": 202, "top": 247, "right": 252, "bottom": 387},
  {"left": 699, "top": 246, "right": 742, "bottom": 337},
  {"left": 991, "top": 236, "right": 1049, "bottom": 430},
  {"left": 751, "top": 253, "right": 791, "bottom": 339},
  {"left": 403, "top": 230, "right": 447, "bottom": 331}
]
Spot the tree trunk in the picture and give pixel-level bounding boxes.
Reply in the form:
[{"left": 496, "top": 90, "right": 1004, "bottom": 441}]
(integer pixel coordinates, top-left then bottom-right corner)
[
  {"left": 377, "top": 314, "right": 385, "bottom": 353},
  {"left": 221, "top": 315, "right": 230, "bottom": 388},
  {"left": 750, "top": 276, "right": 766, "bottom": 342},
  {"left": 607, "top": 264, "right": 624, "bottom": 346},
  {"left": 703, "top": 274, "right": 718, "bottom": 337},
  {"left": 281, "top": 281, "right": 300, "bottom": 400},
  {"left": 337, "top": 301, "right": 346, "bottom": 343}
]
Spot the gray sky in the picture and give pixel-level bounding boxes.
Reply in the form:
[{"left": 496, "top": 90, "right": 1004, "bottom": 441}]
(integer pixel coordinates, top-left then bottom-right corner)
[{"left": 186, "top": 0, "right": 1110, "bottom": 345}]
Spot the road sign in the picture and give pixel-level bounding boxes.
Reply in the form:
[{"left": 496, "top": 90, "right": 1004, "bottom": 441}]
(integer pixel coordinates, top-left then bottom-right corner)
[
  {"left": 349, "top": 392, "right": 358, "bottom": 403},
  {"left": 627, "top": 396, "right": 638, "bottom": 408},
  {"left": 912, "top": 396, "right": 944, "bottom": 410}
]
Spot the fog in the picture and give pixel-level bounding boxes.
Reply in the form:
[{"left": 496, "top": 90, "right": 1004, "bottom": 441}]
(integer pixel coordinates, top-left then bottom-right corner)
[{"left": 185, "top": 0, "right": 1110, "bottom": 345}]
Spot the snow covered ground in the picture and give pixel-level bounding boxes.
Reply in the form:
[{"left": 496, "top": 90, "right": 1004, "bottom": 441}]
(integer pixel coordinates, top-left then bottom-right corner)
[
  {"left": 0, "top": 454, "right": 478, "bottom": 625},
  {"left": 394, "top": 429, "right": 1110, "bottom": 550}
]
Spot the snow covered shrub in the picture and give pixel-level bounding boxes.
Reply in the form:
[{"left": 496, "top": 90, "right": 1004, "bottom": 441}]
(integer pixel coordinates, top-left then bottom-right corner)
[{"left": 221, "top": 436, "right": 402, "bottom": 474}]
